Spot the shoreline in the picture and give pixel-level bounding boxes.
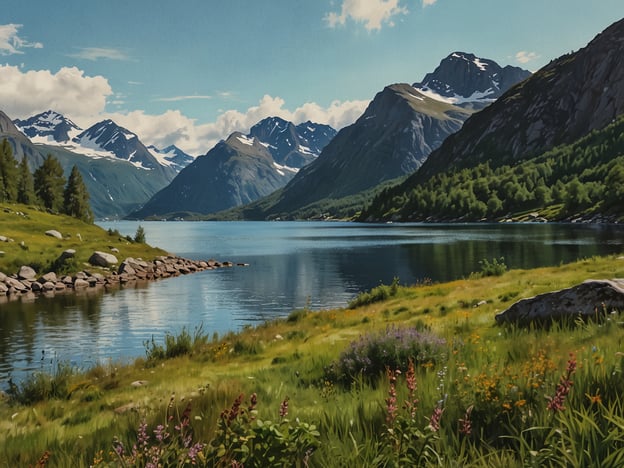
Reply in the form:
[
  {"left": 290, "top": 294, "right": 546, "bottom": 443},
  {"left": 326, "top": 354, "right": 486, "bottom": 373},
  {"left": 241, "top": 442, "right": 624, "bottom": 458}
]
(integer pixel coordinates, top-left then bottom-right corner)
[{"left": 0, "top": 254, "right": 235, "bottom": 302}]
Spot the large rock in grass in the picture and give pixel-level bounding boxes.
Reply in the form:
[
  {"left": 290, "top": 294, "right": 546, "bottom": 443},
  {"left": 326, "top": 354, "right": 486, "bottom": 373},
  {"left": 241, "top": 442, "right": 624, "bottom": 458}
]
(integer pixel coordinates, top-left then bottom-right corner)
[
  {"left": 88, "top": 251, "right": 118, "bottom": 267},
  {"left": 45, "top": 230, "right": 63, "bottom": 240},
  {"left": 17, "top": 265, "right": 37, "bottom": 280},
  {"left": 495, "top": 279, "right": 624, "bottom": 326}
]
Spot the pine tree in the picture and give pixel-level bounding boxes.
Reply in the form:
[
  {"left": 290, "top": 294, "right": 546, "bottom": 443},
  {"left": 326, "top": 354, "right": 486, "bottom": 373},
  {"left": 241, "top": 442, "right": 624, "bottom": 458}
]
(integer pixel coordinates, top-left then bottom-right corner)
[
  {"left": 0, "top": 138, "right": 18, "bottom": 202},
  {"left": 63, "top": 165, "right": 93, "bottom": 223},
  {"left": 34, "top": 154, "right": 66, "bottom": 211},
  {"left": 16, "top": 156, "right": 35, "bottom": 205}
]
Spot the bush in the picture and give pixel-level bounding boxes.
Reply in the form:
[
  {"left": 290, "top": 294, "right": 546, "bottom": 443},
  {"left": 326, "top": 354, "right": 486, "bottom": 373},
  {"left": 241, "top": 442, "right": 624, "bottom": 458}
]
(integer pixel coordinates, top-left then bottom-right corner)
[
  {"left": 349, "top": 277, "right": 401, "bottom": 309},
  {"left": 7, "top": 362, "right": 74, "bottom": 404},
  {"left": 475, "top": 257, "right": 508, "bottom": 277},
  {"left": 134, "top": 225, "right": 146, "bottom": 243},
  {"left": 144, "top": 325, "right": 208, "bottom": 365},
  {"left": 326, "top": 325, "right": 446, "bottom": 387}
]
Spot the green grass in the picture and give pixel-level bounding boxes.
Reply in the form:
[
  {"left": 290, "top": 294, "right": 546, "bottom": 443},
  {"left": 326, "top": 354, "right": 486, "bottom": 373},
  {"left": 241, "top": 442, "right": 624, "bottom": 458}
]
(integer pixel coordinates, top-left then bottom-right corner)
[
  {"left": 1, "top": 253, "right": 624, "bottom": 465},
  {"left": 0, "top": 202, "right": 167, "bottom": 276}
]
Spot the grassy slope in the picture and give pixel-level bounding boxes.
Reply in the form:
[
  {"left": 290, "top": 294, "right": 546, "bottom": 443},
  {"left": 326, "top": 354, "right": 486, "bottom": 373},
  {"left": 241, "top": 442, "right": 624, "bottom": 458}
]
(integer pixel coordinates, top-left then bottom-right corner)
[
  {"left": 0, "top": 202, "right": 167, "bottom": 275},
  {"left": 1, "top": 249, "right": 624, "bottom": 465}
]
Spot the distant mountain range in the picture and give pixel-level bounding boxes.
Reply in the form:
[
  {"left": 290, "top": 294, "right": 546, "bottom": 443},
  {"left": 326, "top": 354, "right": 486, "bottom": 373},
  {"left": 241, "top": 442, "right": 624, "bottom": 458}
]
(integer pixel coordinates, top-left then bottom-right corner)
[
  {"left": 14, "top": 110, "right": 194, "bottom": 173},
  {"left": 210, "top": 52, "right": 530, "bottom": 220},
  {"left": 127, "top": 117, "right": 337, "bottom": 219}
]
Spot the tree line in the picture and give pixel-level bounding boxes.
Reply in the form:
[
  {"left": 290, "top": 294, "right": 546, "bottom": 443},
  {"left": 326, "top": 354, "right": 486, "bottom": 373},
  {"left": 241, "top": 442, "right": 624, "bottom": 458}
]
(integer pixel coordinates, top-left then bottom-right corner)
[
  {"left": 359, "top": 114, "right": 624, "bottom": 222},
  {"left": 0, "top": 138, "right": 93, "bottom": 223}
]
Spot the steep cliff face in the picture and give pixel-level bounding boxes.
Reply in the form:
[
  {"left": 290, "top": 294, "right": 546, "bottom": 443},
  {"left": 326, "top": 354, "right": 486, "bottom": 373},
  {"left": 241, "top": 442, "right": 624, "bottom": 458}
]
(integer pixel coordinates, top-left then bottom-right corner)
[
  {"left": 412, "top": 18, "right": 624, "bottom": 182},
  {"left": 266, "top": 84, "right": 473, "bottom": 212}
]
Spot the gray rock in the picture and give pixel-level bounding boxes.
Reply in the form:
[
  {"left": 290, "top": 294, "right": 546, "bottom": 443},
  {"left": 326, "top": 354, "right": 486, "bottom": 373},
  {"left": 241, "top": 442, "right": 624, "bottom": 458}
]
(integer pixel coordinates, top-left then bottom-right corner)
[
  {"left": 495, "top": 279, "right": 624, "bottom": 326},
  {"left": 74, "top": 278, "right": 89, "bottom": 288},
  {"left": 45, "top": 230, "right": 63, "bottom": 240},
  {"left": 88, "top": 251, "right": 118, "bottom": 267},
  {"left": 42, "top": 281, "right": 56, "bottom": 291},
  {"left": 40, "top": 272, "right": 57, "bottom": 283},
  {"left": 17, "top": 266, "right": 37, "bottom": 280},
  {"left": 59, "top": 249, "right": 76, "bottom": 260}
]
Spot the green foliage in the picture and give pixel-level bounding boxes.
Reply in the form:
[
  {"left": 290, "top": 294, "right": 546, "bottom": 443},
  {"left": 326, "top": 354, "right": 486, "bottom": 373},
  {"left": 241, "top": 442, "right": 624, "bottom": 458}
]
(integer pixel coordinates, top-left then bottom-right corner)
[
  {"left": 34, "top": 153, "right": 66, "bottom": 212},
  {"left": 134, "top": 224, "right": 146, "bottom": 243},
  {"left": 349, "top": 277, "right": 401, "bottom": 309},
  {"left": 360, "top": 114, "right": 624, "bottom": 222},
  {"left": 16, "top": 156, "right": 35, "bottom": 205},
  {"left": 0, "top": 138, "right": 18, "bottom": 202},
  {"left": 7, "top": 362, "right": 74, "bottom": 405},
  {"left": 474, "top": 257, "right": 508, "bottom": 277},
  {"left": 63, "top": 165, "right": 93, "bottom": 223},
  {"left": 144, "top": 326, "right": 209, "bottom": 365}
]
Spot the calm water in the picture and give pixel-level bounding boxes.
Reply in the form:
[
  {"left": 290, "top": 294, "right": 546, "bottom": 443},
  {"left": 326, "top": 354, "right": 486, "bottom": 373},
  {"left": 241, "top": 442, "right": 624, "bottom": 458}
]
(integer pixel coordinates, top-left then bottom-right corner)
[{"left": 1, "top": 221, "right": 623, "bottom": 383}]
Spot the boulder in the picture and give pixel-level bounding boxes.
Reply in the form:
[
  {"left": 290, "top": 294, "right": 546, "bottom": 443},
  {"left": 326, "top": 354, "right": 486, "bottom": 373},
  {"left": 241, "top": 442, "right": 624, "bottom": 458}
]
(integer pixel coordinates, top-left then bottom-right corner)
[
  {"left": 495, "top": 279, "right": 624, "bottom": 326},
  {"left": 45, "top": 230, "right": 63, "bottom": 240},
  {"left": 59, "top": 249, "right": 76, "bottom": 260},
  {"left": 89, "top": 251, "right": 118, "bottom": 267},
  {"left": 17, "top": 265, "right": 37, "bottom": 280},
  {"left": 74, "top": 278, "right": 89, "bottom": 289},
  {"left": 40, "top": 272, "right": 57, "bottom": 283}
]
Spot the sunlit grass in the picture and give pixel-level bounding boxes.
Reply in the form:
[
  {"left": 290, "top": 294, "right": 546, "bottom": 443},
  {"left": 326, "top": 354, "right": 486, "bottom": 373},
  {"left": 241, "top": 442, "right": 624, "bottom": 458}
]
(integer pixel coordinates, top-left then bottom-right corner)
[{"left": 1, "top": 253, "right": 624, "bottom": 465}]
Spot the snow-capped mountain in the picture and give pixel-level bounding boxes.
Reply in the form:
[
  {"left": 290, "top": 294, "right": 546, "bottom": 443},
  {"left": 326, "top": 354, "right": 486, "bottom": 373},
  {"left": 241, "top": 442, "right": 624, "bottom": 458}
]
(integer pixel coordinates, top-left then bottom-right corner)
[
  {"left": 14, "top": 111, "right": 195, "bottom": 173},
  {"left": 127, "top": 117, "right": 337, "bottom": 219},
  {"left": 72, "top": 119, "right": 167, "bottom": 171},
  {"left": 147, "top": 145, "right": 195, "bottom": 173},
  {"left": 14, "top": 110, "right": 81, "bottom": 143},
  {"left": 413, "top": 52, "right": 531, "bottom": 108},
  {"left": 248, "top": 117, "right": 337, "bottom": 168}
]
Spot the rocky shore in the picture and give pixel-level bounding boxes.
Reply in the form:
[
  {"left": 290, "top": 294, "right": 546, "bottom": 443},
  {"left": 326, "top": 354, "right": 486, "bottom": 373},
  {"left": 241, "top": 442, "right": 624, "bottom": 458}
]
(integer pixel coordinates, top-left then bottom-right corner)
[{"left": 0, "top": 253, "right": 234, "bottom": 299}]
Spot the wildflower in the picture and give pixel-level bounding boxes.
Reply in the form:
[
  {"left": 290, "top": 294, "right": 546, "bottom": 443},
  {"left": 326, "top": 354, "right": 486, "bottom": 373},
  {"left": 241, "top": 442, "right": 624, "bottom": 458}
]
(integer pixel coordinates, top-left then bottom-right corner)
[
  {"left": 428, "top": 403, "right": 444, "bottom": 432},
  {"left": 403, "top": 359, "right": 419, "bottom": 418},
  {"left": 547, "top": 354, "right": 576, "bottom": 413},
  {"left": 515, "top": 399, "right": 527, "bottom": 407},
  {"left": 279, "top": 396, "right": 289, "bottom": 419},
  {"left": 458, "top": 405, "right": 473, "bottom": 436},
  {"left": 586, "top": 390, "right": 602, "bottom": 405},
  {"left": 227, "top": 394, "right": 244, "bottom": 424},
  {"left": 187, "top": 442, "right": 205, "bottom": 462},
  {"left": 248, "top": 392, "right": 258, "bottom": 412},
  {"left": 386, "top": 368, "right": 399, "bottom": 426},
  {"left": 153, "top": 424, "right": 169, "bottom": 443}
]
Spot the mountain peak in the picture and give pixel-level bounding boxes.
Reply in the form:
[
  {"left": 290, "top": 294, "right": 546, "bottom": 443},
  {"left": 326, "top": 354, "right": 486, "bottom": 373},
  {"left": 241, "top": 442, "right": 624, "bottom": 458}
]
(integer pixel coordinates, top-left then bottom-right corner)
[
  {"left": 14, "top": 109, "right": 81, "bottom": 143},
  {"left": 413, "top": 52, "right": 531, "bottom": 107}
]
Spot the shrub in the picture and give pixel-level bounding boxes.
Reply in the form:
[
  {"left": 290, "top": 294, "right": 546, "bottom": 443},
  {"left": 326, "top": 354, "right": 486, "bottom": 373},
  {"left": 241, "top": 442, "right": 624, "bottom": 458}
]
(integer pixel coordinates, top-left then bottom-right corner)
[
  {"left": 7, "top": 362, "right": 74, "bottom": 404},
  {"left": 349, "top": 277, "right": 401, "bottom": 309},
  {"left": 326, "top": 325, "right": 446, "bottom": 387},
  {"left": 144, "top": 325, "right": 208, "bottom": 365},
  {"left": 475, "top": 257, "right": 508, "bottom": 277}
]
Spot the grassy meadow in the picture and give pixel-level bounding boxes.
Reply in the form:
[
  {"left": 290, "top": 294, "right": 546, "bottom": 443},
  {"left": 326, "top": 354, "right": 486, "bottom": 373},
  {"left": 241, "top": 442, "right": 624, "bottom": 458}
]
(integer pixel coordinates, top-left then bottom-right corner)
[
  {"left": 1, "top": 246, "right": 624, "bottom": 466},
  {"left": 0, "top": 203, "right": 166, "bottom": 276}
]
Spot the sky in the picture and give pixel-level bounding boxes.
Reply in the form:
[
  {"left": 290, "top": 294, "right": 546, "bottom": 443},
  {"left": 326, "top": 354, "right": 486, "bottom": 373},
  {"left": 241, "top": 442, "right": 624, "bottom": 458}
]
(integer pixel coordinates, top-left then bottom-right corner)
[{"left": 1, "top": 0, "right": 622, "bottom": 155}]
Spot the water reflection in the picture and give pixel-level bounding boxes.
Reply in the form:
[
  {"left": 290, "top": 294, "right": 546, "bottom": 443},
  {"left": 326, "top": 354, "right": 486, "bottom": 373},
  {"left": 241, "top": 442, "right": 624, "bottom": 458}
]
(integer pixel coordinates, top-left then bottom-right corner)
[{"left": 0, "top": 222, "right": 622, "bottom": 383}]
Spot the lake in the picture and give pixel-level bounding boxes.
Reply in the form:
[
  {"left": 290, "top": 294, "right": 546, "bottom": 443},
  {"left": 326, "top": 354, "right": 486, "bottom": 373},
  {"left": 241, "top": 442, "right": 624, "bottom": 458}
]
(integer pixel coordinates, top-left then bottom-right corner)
[{"left": 1, "top": 221, "right": 623, "bottom": 384}]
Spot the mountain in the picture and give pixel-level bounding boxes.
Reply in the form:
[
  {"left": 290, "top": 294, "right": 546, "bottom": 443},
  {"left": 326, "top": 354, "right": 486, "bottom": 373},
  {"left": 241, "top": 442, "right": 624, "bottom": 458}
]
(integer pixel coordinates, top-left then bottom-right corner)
[
  {"left": 14, "top": 110, "right": 81, "bottom": 143},
  {"left": 226, "top": 54, "right": 529, "bottom": 220},
  {"left": 248, "top": 117, "right": 337, "bottom": 167},
  {"left": 1, "top": 110, "right": 177, "bottom": 218},
  {"left": 413, "top": 52, "right": 531, "bottom": 109},
  {"left": 127, "top": 118, "right": 336, "bottom": 218},
  {"left": 408, "top": 18, "right": 624, "bottom": 184},
  {"left": 128, "top": 132, "right": 298, "bottom": 218},
  {"left": 147, "top": 145, "right": 195, "bottom": 173},
  {"left": 14, "top": 111, "right": 195, "bottom": 174},
  {"left": 360, "top": 18, "right": 624, "bottom": 222},
  {"left": 72, "top": 120, "right": 176, "bottom": 174}
]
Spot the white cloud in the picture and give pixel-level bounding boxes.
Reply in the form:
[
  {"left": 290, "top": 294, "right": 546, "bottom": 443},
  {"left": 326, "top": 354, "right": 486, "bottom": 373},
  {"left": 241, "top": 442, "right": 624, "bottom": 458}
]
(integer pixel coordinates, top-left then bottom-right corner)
[
  {"left": 0, "top": 64, "right": 112, "bottom": 121},
  {"left": 69, "top": 47, "right": 129, "bottom": 61},
  {"left": 103, "top": 95, "right": 369, "bottom": 156},
  {"left": 325, "top": 0, "right": 408, "bottom": 31},
  {"left": 0, "top": 63, "right": 367, "bottom": 156},
  {"left": 0, "top": 24, "right": 43, "bottom": 55},
  {"left": 422, "top": 0, "right": 437, "bottom": 6},
  {"left": 515, "top": 50, "right": 540, "bottom": 64}
]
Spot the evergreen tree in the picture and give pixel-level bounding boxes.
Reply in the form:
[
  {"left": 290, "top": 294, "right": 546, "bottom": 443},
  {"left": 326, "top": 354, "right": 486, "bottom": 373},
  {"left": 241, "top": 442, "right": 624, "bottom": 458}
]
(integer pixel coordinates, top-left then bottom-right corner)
[
  {"left": 16, "top": 156, "right": 35, "bottom": 205},
  {"left": 34, "top": 154, "right": 66, "bottom": 211},
  {"left": 63, "top": 165, "right": 93, "bottom": 223},
  {"left": 0, "top": 138, "right": 18, "bottom": 202}
]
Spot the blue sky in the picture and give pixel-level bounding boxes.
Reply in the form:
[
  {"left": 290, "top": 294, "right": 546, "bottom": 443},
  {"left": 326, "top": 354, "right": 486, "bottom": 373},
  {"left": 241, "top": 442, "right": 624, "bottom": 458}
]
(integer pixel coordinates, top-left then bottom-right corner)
[{"left": 1, "top": 0, "right": 622, "bottom": 154}]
